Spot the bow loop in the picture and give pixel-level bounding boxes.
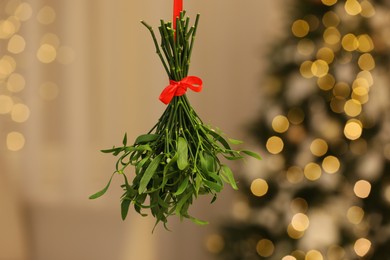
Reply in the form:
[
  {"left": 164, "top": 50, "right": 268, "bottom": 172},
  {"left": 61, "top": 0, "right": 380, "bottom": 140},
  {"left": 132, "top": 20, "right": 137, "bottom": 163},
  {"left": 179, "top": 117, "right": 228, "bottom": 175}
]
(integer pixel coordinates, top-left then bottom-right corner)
[{"left": 159, "top": 76, "right": 203, "bottom": 104}]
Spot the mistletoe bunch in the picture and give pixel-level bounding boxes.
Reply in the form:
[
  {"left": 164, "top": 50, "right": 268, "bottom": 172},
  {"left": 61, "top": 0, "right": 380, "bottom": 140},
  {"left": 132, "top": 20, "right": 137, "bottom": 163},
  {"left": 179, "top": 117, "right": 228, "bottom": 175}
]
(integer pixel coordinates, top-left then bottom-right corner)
[{"left": 90, "top": 12, "right": 260, "bottom": 230}]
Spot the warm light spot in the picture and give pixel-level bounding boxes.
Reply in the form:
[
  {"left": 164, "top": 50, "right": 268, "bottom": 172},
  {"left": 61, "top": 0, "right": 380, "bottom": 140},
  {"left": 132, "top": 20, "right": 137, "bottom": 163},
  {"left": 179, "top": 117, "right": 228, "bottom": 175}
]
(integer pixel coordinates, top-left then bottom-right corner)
[
  {"left": 286, "top": 166, "right": 304, "bottom": 184},
  {"left": 322, "top": 11, "right": 340, "bottom": 27},
  {"left": 7, "top": 73, "right": 25, "bottom": 92},
  {"left": 287, "top": 224, "right": 305, "bottom": 239},
  {"left": 330, "top": 96, "right": 346, "bottom": 114},
  {"left": 7, "top": 131, "right": 25, "bottom": 151},
  {"left": 0, "top": 95, "right": 14, "bottom": 114},
  {"left": 354, "top": 180, "right": 371, "bottom": 199},
  {"left": 282, "top": 256, "right": 297, "bottom": 260},
  {"left": 344, "top": 99, "right": 362, "bottom": 117},
  {"left": 304, "top": 162, "right": 322, "bottom": 181},
  {"left": 57, "top": 46, "right": 75, "bottom": 65},
  {"left": 11, "top": 103, "right": 30, "bottom": 123},
  {"left": 321, "top": 0, "right": 337, "bottom": 6},
  {"left": 39, "top": 82, "right": 59, "bottom": 100},
  {"left": 310, "top": 139, "right": 328, "bottom": 157},
  {"left": 297, "top": 39, "right": 315, "bottom": 56},
  {"left": 352, "top": 87, "right": 369, "bottom": 104},
  {"left": 360, "top": 0, "right": 376, "bottom": 17},
  {"left": 7, "top": 34, "right": 26, "bottom": 54},
  {"left": 342, "top": 33, "right": 358, "bottom": 51},
  {"left": 266, "top": 136, "right": 284, "bottom": 154},
  {"left": 272, "top": 115, "right": 289, "bottom": 133},
  {"left": 232, "top": 199, "right": 250, "bottom": 220},
  {"left": 317, "top": 74, "right": 335, "bottom": 90},
  {"left": 37, "top": 44, "right": 57, "bottom": 63},
  {"left": 292, "top": 20, "right": 310, "bottom": 38},
  {"left": 316, "top": 47, "right": 334, "bottom": 64},
  {"left": 37, "top": 6, "right": 56, "bottom": 25},
  {"left": 345, "top": 0, "right": 362, "bottom": 16},
  {"left": 347, "top": 206, "right": 364, "bottom": 224},
  {"left": 357, "top": 71, "right": 373, "bottom": 86},
  {"left": 250, "top": 178, "right": 269, "bottom": 197},
  {"left": 311, "top": 60, "right": 329, "bottom": 77},
  {"left": 291, "top": 198, "right": 308, "bottom": 213},
  {"left": 357, "top": 34, "right": 374, "bottom": 52},
  {"left": 291, "top": 213, "right": 310, "bottom": 232},
  {"left": 354, "top": 238, "right": 371, "bottom": 257},
  {"left": 322, "top": 156, "right": 340, "bottom": 174},
  {"left": 40, "top": 33, "right": 61, "bottom": 48},
  {"left": 0, "top": 55, "right": 16, "bottom": 78},
  {"left": 327, "top": 245, "right": 346, "bottom": 260},
  {"left": 306, "top": 250, "right": 323, "bottom": 260},
  {"left": 300, "top": 61, "right": 314, "bottom": 79},
  {"left": 15, "top": 2, "right": 33, "bottom": 21},
  {"left": 288, "top": 108, "right": 305, "bottom": 125},
  {"left": 333, "top": 82, "right": 350, "bottom": 97},
  {"left": 256, "top": 239, "right": 274, "bottom": 257},
  {"left": 323, "top": 27, "right": 340, "bottom": 45},
  {"left": 358, "top": 53, "right": 375, "bottom": 71},
  {"left": 0, "top": 19, "right": 16, "bottom": 39},
  {"left": 344, "top": 120, "right": 363, "bottom": 140},
  {"left": 205, "top": 234, "right": 224, "bottom": 254}
]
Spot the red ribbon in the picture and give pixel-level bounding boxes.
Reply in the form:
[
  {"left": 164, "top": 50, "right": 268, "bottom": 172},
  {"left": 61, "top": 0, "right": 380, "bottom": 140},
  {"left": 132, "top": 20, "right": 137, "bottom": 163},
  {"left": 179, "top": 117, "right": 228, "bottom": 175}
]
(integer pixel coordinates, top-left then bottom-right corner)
[
  {"left": 159, "top": 76, "right": 203, "bottom": 104},
  {"left": 173, "top": 0, "right": 183, "bottom": 30}
]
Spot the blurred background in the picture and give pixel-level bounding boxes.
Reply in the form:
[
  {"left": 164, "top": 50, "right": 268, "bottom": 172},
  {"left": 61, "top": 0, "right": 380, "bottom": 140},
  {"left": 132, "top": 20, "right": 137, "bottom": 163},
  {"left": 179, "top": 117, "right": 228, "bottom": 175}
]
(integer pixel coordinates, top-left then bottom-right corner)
[{"left": 1, "top": 0, "right": 390, "bottom": 260}]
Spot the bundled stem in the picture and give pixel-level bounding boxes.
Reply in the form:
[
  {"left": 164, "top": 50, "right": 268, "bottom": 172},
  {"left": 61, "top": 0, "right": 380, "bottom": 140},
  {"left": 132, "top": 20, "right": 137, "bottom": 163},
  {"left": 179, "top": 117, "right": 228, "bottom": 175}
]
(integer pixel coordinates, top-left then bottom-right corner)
[{"left": 90, "top": 12, "right": 261, "bottom": 231}]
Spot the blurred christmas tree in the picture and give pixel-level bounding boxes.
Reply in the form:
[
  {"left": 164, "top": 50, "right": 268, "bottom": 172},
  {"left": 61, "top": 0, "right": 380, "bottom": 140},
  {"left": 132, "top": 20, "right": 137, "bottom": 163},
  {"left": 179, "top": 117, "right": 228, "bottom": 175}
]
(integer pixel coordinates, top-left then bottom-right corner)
[{"left": 206, "top": 0, "right": 390, "bottom": 259}]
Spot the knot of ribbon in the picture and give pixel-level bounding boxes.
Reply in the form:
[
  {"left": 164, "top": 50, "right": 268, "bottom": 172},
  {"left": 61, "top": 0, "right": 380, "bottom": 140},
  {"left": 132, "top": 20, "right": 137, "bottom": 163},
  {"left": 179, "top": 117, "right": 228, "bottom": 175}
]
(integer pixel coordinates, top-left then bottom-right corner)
[{"left": 159, "top": 76, "right": 203, "bottom": 105}]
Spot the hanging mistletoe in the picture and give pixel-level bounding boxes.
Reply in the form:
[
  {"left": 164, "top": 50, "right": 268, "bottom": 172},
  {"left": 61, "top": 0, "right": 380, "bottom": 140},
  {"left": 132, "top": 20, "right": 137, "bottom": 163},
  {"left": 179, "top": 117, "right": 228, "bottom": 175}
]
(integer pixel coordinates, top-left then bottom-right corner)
[{"left": 90, "top": 2, "right": 260, "bottom": 230}]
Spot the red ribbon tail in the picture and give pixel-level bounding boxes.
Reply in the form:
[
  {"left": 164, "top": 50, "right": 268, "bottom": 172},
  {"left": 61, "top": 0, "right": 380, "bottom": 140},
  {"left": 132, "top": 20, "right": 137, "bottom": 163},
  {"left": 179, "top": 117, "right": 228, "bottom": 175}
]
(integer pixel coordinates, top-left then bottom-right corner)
[
  {"left": 173, "top": 0, "right": 183, "bottom": 31},
  {"left": 159, "top": 84, "right": 177, "bottom": 105}
]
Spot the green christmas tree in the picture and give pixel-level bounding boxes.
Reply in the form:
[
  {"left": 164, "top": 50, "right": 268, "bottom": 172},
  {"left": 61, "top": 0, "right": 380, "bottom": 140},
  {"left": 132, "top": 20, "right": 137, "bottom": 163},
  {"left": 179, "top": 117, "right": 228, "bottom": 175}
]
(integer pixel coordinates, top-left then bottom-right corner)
[{"left": 208, "top": 0, "right": 390, "bottom": 259}]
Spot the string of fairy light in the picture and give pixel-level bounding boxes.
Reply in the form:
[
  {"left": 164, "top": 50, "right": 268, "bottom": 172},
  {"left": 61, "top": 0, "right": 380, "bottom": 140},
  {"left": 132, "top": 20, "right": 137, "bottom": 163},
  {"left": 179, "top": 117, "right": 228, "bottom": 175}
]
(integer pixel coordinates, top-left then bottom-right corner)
[
  {"left": 0, "top": 0, "right": 73, "bottom": 152},
  {"left": 205, "top": 0, "right": 388, "bottom": 259}
]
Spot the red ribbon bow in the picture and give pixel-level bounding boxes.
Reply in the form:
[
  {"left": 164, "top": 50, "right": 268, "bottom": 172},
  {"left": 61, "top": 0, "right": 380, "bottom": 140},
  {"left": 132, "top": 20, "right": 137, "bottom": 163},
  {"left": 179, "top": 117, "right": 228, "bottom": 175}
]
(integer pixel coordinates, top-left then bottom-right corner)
[{"left": 159, "top": 76, "right": 203, "bottom": 105}]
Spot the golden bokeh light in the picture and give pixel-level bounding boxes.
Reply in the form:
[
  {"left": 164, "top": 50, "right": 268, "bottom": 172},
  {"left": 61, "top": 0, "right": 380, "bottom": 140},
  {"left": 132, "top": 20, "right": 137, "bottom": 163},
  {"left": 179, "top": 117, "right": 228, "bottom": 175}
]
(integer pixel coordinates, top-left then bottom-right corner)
[
  {"left": 321, "top": 0, "right": 337, "bottom": 6},
  {"left": 286, "top": 166, "right": 304, "bottom": 184},
  {"left": 7, "top": 34, "right": 26, "bottom": 54},
  {"left": 292, "top": 19, "right": 310, "bottom": 38},
  {"left": 40, "top": 33, "right": 61, "bottom": 48},
  {"left": 317, "top": 73, "right": 335, "bottom": 90},
  {"left": 250, "top": 178, "right": 269, "bottom": 197},
  {"left": 354, "top": 238, "right": 371, "bottom": 257},
  {"left": 288, "top": 108, "right": 305, "bottom": 125},
  {"left": 344, "top": 119, "right": 363, "bottom": 140},
  {"left": 341, "top": 33, "right": 358, "bottom": 51},
  {"left": 291, "top": 197, "right": 308, "bottom": 213},
  {"left": 333, "top": 82, "right": 351, "bottom": 98},
  {"left": 345, "top": 0, "right": 362, "bottom": 16},
  {"left": 287, "top": 224, "right": 305, "bottom": 239},
  {"left": 14, "top": 2, "right": 33, "bottom": 21},
  {"left": 327, "top": 245, "right": 346, "bottom": 260},
  {"left": 11, "top": 103, "right": 30, "bottom": 123},
  {"left": 0, "top": 95, "right": 14, "bottom": 114},
  {"left": 311, "top": 59, "right": 329, "bottom": 77},
  {"left": 352, "top": 87, "right": 369, "bottom": 104},
  {"left": 354, "top": 180, "right": 371, "bottom": 199},
  {"left": 256, "top": 239, "right": 275, "bottom": 257},
  {"left": 322, "top": 11, "right": 340, "bottom": 28},
  {"left": 272, "top": 115, "right": 290, "bottom": 133},
  {"left": 298, "top": 39, "right": 315, "bottom": 56},
  {"left": 37, "top": 6, "right": 56, "bottom": 25},
  {"left": 39, "top": 82, "right": 60, "bottom": 100},
  {"left": 0, "top": 19, "right": 16, "bottom": 39},
  {"left": 360, "top": 0, "right": 376, "bottom": 18},
  {"left": 322, "top": 156, "right": 340, "bottom": 174},
  {"left": 358, "top": 53, "right": 375, "bottom": 71},
  {"left": 282, "top": 256, "right": 297, "bottom": 260},
  {"left": 7, "top": 73, "right": 25, "bottom": 92},
  {"left": 304, "top": 162, "right": 322, "bottom": 181},
  {"left": 0, "top": 55, "right": 16, "bottom": 78},
  {"left": 266, "top": 136, "right": 284, "bottom": 154},
  {"left": 347, "top": 206, "right": 364, "bottom": 224},
  {"left": 323, "top": 27, "right": 340, "bottom": 45},
  {"left": 6, "top": 131, "right": 25, "bottom": 151},
  {"left": 316, "top": 47, "right": 334, "bottom": 64},
  {"left": 356, "top": 70, "right": 373, "bottom": 86},
  {"left": 330, "top": 96, "right": 346, "bottom": 114},
  {"left": 310, "top": 138, "right": 328, "bottom": 157},
  {"left": 357, "top": 34, "right": 374, "bottom": 52},
  {"left": 37, "top": 44, "right": 57, "bottom": 63},
  {"left": 300, "top": 60, "right": 314, "bottom": 79},
  {"left": 205, "top": 234, "right": 225, "bottom": 254},
  {"left": 344, "top": 99, "right": 362, "bottom": 117},
  {"left": 291, "top": 213, "right": 310, "bottom": 232},
  {"left": 306, "top": 250, "right": 324, "bottom": 260}
]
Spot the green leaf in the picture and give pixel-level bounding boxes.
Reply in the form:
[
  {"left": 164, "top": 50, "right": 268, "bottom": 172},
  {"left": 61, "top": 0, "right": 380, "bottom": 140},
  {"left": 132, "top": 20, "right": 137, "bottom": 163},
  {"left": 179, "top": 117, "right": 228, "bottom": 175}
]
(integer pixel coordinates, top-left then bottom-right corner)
[
  {"left": 189, "top": 216, "right": 209, "bottom": 225},
  {"left": 221, "top": 165, "right": 238, "bottom": 190},
  {"left": 175, "top": 192, "right": 192, "bottom": 216},
  {"left": 174, "top": 176, "right": 189, "bottom": 196},
  {"left": 123, "top": 133, "right": 127, "bottom": 146},
  {"left": 204, "top": 128, "right": 232, "bottom": 151},
  {"left": 203, "top": 180, "right": 222, "bottom": 192},
  {"left": 89, "top": 172, "right": 115, "bottom": 199},
  {"left": 177, "top": 137, "right": 189, "bottom": 170},
  {"left": 241, "top": 150, "right": 262, "bottom": 160},
  {"left": 100, "top": 146, "right": 122, "bottom": 154},
  {"left": 135, "top": 134, "right": 159, "bottom": 145},
  {"left": 121, "top": 198, "right": 131, "bottom": 220},
  {"left": 194, "top": 174, "right": 202, "bottom": 197},
  {"left": 229, "top": 138, "right": 243, "bottom": 145},
  {"left": 138, "top": 154, "right": 163, "bottom": 194}
]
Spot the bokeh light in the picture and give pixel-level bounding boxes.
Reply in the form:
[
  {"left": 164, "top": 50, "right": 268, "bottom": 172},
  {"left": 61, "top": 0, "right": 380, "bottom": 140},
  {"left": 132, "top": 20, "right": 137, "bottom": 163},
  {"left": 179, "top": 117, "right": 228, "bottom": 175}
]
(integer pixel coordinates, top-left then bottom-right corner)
[
  {"left": 354, "top": 180, "right": 371, "bottom": 198},
  {"left": 250, "top": 178, "right": 269, "bottom": 197},
  {"left": 354, "top": 238, "right": 371, "bottom": 257},
  {"left": 6, "top": 131, "right": 25, "bottom": 151},
  {"left": 256, "top": 239, "right": 274, "bottom": 257}
]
